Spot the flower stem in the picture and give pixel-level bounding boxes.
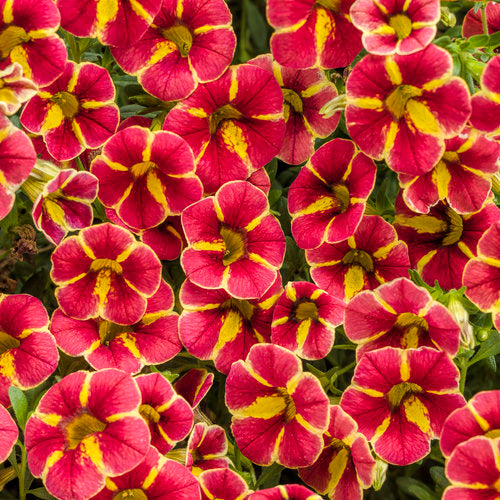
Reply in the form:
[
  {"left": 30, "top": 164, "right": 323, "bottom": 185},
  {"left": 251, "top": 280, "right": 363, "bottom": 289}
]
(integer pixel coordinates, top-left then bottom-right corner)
[
  {"left": 481, "top": 5, "right": 489, "bottom": 35},
  {"left": 17, "top": 441, "right": 27, "bottom": 500}
]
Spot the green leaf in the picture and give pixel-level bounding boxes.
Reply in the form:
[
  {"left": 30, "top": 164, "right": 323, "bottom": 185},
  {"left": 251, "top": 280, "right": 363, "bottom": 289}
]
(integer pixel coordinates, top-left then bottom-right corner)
[
  {"left": 255, "top": 463, "right": 284, "bottom": 489},
  {"left": 469, "top": 331, "right": 500, "bottom": 366},
  {"left": 9, "top": 386, "right": 28, "bottom": 429},
  {"left": 396, "top": 477, "right": 439, "bottom": 500},
  {"left": 26, "top": 488, "right": 57, "bottom": 499},
  {"left": 245, "top": 1, "right": 269, "bottom": 52},
  {"left": 430, "top": 466, "right": 450, "bottom": 490}
]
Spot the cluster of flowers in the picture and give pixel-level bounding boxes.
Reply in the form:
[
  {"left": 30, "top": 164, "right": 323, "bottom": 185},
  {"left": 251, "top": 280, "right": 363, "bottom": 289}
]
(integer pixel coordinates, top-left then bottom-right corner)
[{"left": 0, "top": 0, "right": 499, "bottom": 498}]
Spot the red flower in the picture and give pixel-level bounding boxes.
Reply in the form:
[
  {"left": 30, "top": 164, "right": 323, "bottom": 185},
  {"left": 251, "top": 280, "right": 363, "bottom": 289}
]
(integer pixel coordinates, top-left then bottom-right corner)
[
  {"left": 174, "top": 369, "right": 214, "bottom": 409},
  {"left": 186, "top": 423, "right": 230, "bottom": 475},
  {"left": 0, "top": 404, "right": 18, "bottom": 463},
  {"left": 198, "top": 468, "right": 249, "bottom": 500},
  {"left": 0, "top": 63, "right": 37, "bottom": 115},
  {"left": 247, "top": 485, "right": 322, "bottom": 499}
]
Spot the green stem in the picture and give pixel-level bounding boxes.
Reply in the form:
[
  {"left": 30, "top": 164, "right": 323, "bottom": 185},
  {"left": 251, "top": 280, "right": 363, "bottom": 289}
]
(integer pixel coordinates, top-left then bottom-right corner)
[
  {"left": 75, "top": 156, "right": 85, "bottom": 171},
  {"left": 481, "top": 5, "right": 489, "bottom": 35},
  {"left": 459, "top": 357, "right": 468, "bottom": 394},
  {"left": 18, "top": 442, "right": 27, "bottom": 500},
  {"left": 67, "top": 34, "right": 81, "bottom": 63}
]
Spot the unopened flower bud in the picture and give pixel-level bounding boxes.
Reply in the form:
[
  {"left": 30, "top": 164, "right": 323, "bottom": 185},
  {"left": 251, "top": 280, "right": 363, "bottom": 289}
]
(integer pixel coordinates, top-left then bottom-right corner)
[
  {"left": 372, "top": 458, "right": 388, "bottom": 491},
  {"left": 448, "top": 295, "right": 475, "bottom": 350}
]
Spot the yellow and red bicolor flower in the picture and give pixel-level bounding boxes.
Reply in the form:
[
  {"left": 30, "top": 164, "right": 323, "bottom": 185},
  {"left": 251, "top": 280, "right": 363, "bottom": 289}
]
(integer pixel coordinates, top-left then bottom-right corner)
[
  {"left": 306, "top": 215, "right": 410, "bottom": 302},
  {"left": 344, "top": 277, "right": 461, "bottom": 360},
  {"left": 174, "top": 369, "right": 214, "bottom": 409},
  {"left": 181, "top": 181, "right": 286, "bottom": 300},
  {"left": 164, "top": 64, "right": 285, "bottom": 194},
  {"left": 0, "top": 63, "right": 36, "bottom": 115},
  {"left": 441, "top": 390, "right": 500, "bottom": 458},
  {"left": 249, "top": 54, "right": 340, "bottom": 165},
  {"left": 179, "top": 275, "right": 282, "bottom": 374},
  {"left": 394, "top": 195, "right": 500, "bottom": 290},
  {"left": 91, "top": 445, "right": 201, "bottom": 500},
  {"left": 345, "top": 44, "right": 471, "bottom": 176},
  {"left": 56, "top": 0, "right": 162, "bottom": 48},
  {"left": 267, "top": 0, "right": 363, "bottom": 69},
  {"left": 463, "top": 3, "right": 500, "bottom": 39},
  {"left": 288, "top": 138, "right": 376, "bottom": 249},
  {"left": 464, "top": 221, "right": 500, "bottom": 332},
  {"left": 0, "top": 403, "right": 17, "bottom": 463},
  {"left": 50, "top": 281, "right": 181, "bottom": 375},
  {"left": 111, "top": 0, "right": 235, "bottom": 102},
  {"left": 0, "top": 0, "right": 67, "bottom": 86},
  {"left": 0, "top": 115, "right": 36, "bottom": 221},
  {"left": 186, "top": 423, "right": 230, "bottom": 475},
  {"left": 470, "top": 56, "right": 500, "bottom": 138},
  {"left": 50, "top": 222, "right": 162, "bottom": 325},
  {"left": 399, "top": 127, "right": 500, "bottom": 215},
  {"left": 226, "top": 343, "right": 330, "bottom": 468},
  {"left": 247, "top": 485, "right": 322, "bottom": 500},
  {"left": 136, "top": 373, "right": 193, "bottom": 455},
  {"left": 271, "top": 281, "right": 344, "bottom": 360},
  {"left": 340, "top": 347, "right": 466, "bottom": 465},
  {"left": 298, "top": 405, "right": 376, "bottom": 499},
  {"left": 443, "top": 436, "right": 500, "bottom": 500},
  {"left": 0, "top": 293, "right": 58, "bottom": 408},
  {"left": 92, "top": 126, "right": 203, "bottom": 231},
  {"left": 198, "top": 468, "right": 249, "bottom": 500},
  {"left": 25, "top": 369, "right": 150, "bottom": 500},
  {"left": 20, "top": 61, "right": 119, "bottom": 162},
  {"left": 350, "top": 0, "right": 439, "bottom": 55}
]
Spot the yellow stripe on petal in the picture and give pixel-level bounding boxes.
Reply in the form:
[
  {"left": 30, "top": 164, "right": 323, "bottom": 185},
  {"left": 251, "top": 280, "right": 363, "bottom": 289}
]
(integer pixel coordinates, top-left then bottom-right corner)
[
  {"left": 142, "top": 463, "right": 161, "bottom": 490},
  {"left": 285, "top": 285, "right": 297, "bottom": 302},
  {"left": 249, "top": 252, "right": 275, "bottom": 268},
  {"left": 191, "top": 240, "right": 225, "bottom": 252},
  {"left": 299, "top": 196, "right": 341, "bottom": 215},
  {"left": 327, "top": 447, "right": 349, "bottom": 491},
  {"left": 385, "top": 58, "right": 402, "bottom": 86},
  {"left": 394, "top": 214, "right": 446, "bottom": 234},
  {"left": 400, "top": 350, "right": 410, "bottom": 381},
  {"left": 272, "top": 316, "right": 289, "bottom": 327},
  {"left": 2, "top": 0, "right": 13, "bottom": 23},
  {"left": 296, "top": 319, "right": 311, "bottom": 350},
  {"left": 0, "top": 351, "right": 15, "bottom": 378},
  {"left": 233, "top": 394, "right": 287, "bottom": 419},
  {"left": 344, "top": 265, "right": 366, "bottom": 300},
  {"left": 80, "top": 100, "right": 108, "bottom": 109},
  {"left": 372, "top": 415, "right": 391, "bottom": 440},
  {"left": 220, "top": 121, "right": 249, "bottom": 163},
  {"left": 457, "top": 241, "right": 475, "bottom": 259},
  {"left": 406, "top": 100, "right": 440, "bottom": 136},
  {"left": 469, "top": 403, "right": 491, "bottom": 432},
  {"left": 229, "top": 73, "right": 238, "bottom": 102},
  {"left": 102, "top": 157, "right": 129, "bottom": 171},
  {"left": 352, "top": 97, "right": 384, "bottom": 111},
  {"left": 352, "top": 384, "right": 385, "bottom": 397},
  {"left": 82, "top": 435, "right": 104, "bottom": 470},
  {"left": 186, "top": 107, "right": 208, "bottom": 118},
  {"left": 213, "top": 310, "right": 241, "bottom": 356},
  {"left": 403, "top": 395, "right": 430, "bottom": 434},
  {"left": 120, "top": 332, "right": 142, "bottom": 360},
  {"left": 97, "top": 0, "right": 119, "bottom": 31},
  {"left": 37, "top": 413, "right": 62, "bottom": 427},
  {"left": 105, "top": 478, "right": 118, "bottom": 491},
  {"left": 147, "top": 41, "right": 177, "bottom": 67},
  {"left": 9, "top": 45, "right": 30, "bottom": 79},
  {"left": 146, "top": 170, "right": 169, "bottom": 209},
  {"left": 40, "top": 104, "right": 64, "bottom": 133},
  {"left": 315, "top": 7, "right": 333, "bottom": 63},
  {"left": 79, "top": 372, "right": 91, "bottom": 406},
  {"left": 384, "top": 121, "right": 399, "bottom": 154},
  {"left": 416, "top": 249, "right": 437, "bottom": 273},
  {"left": 301, "top": 81, "right": 331, "bottom": 99},
  {"left": 433, "top": 161, "right": 450, "bottom": 199},
  {"left": 372, "top": 240, "right": 398, "bottom": 260},
  {"left": 42, "top": 450, "right": 64, "bottom": 479},
  {"left": 130, "top": 0, "right": 154, "bottom": 22},
  {"left": 245, "top": 215, "right": 264, "bottom": 232}
]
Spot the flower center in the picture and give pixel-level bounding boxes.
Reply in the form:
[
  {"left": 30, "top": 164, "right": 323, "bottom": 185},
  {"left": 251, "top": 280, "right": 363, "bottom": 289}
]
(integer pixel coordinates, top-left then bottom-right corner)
[
  {"left": 220, "top": 297, "right": 255, "bottom": 321},
  {"left": 113, "top": 489, "right": 148, "bottom": 500},
  {"left": 442, "top": 207, "right": 463, "bottom": 246},
  {"left": 209, "top": 104, "right": 243, "bottom": 135},
  {"left": 98, "top": 320, "right": 133, "bottom": 346},
  {"left": 65, "top": 412, "right": 107, "bottom": 450},
  {"left": 331, "top": 183, "right": 350, "bottom": 212},
  {"left": 0, "top": 330, "right": 20, "bottom": 354},
  {"left": 51, "top": 91, "right": 80, "bottom": 119},
  {"left": 315, "top": 0, "right": 341, "bottom": 12},
  {"left": 282, "top": 88, "right": 303, "bottom": 114},
  {"left": 220, "top": 226, "right": 246, "bottom": 266},
  {"left": 342, "top": 249, "right": 374, "bottom": 272},
  {"left": 385, "top": 85, "right": 422, "bottom": 120},
  {"left": 276, "top": 387, "right": 296, "bottom": 423},
  {"left": 130, "top": 161, "right": 156, "bottom": 179},
  {"left": 90, "top": 259, "right": 123, "bottom": 275},
  {"left": 441, "top": 151, "right": 460, "bottom": 165},
  {"left": 388, "top": 14, "right": 412, "bottom": 40},
  {"left": 294, "top": 300, "right": 319, "bottom": 321},
  {"left": 394, "top": 312, "right": 428, "bottom": 349},
  {"left": 386, "top": 382, "right": 422, "bottom": 410},
  {"left": 485, "top": 429, "right": 500, "bottom": 439},
  {"left": 139, "top": 404, "right": 161, "bottom": 424},
  {"left": 162, "top": 24, "right": 193, "bottom": 57},
  {"left": 0, "top": 25, "right": 30, "bottom": 58}
]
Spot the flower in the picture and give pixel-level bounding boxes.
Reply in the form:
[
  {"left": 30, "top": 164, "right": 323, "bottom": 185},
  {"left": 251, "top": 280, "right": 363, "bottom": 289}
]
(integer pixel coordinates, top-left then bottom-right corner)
[
  {"left": 111, "top": 0, "right": 236, "bottom": 101},
  {"left": 0, "top": 63, "right": 37, "bottom": 115},
  {"left": 25, "top": 369, "right": 150, "bottom": 500},
  {"left": 21, "top": 61, "right": 119, "bottom": 161},
  {"left": 344, "top": 277, "right": 461, "bottom": 359},
  {"left": 163, "top": 64, "right": 285, "bottom": 194},
  {"left": 186, "top": 423, "right": 230, "bottom": 475},
  {"left": 0, "top": 403, "right": 18, "bottom": 463},
  {"left": 50, "top": 223, "right": 162, "bottom": 325},
  {"left": 174, "top": 369, "right": 214, "bottom": 409},
  {"left": 340, "top": 347, "right": 465, "bottom": 465},
  {"left": 247, "top": 485, "right": 322, "bottom": 499},
  {"left": 141, "top": 216, "right": 185, "bottom": 261},
  {"left": 463, "top": 3, "right": 500, "bottom": 38},
  {"left": 179, "top": 276, "right": 282, "bottom": 374},
  {"left": 350, "top": 0, "right": 440, "bottom": 55},
  {"left": 288, "top": 138, "right": 376, "bottom": 249},
  {"left": 298, "top": 405, "right": 376, "bottom": 499},
  {"left": 306, "top": 215, "right": 410, "bottom": 301},
  {"left": 226, "top": 343, "right": 330, "bottom": 468},
  {"left": 198, "top": 468, "right": 249, "bottom": 500},
  {"left": 0, "top": 293, "right": 58, "bottom": 408},
  {"left": 181, "top": 181, "right": 286, "bottom": 300},
  {"left": 345, "top": 44, "right": 471, "bottom": 175}
]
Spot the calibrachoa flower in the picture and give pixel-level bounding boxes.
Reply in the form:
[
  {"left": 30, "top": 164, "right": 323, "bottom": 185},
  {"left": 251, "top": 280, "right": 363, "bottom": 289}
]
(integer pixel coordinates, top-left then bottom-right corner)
[
  {"left": 298, "top": 405, "right": 376, "bottom": 499},
  {"left": 50, "top": 281, "right": 181, "bottom": 374},
  {"left": 306, "top": 215, "right": 410, "bottom": 301},
  {"left": 394, "top": 195, "right": 500, "bottom": 290},
  {"left": 0, "top": 404, "right": 18, "bottom": 463},
  {"left": 344, "top": 277, "right": 461, "bottom": 359},
  {"left": 174, "top": 369, "right": 214, "bottom": 409},
  {"left": 267, "top": 0, "right": 362, "bottom": 69},
  {"left": 91, "top": 445, "right": 201, "bottom": 500},
  {"left": 0, "top": 63, "right": 37, "bottom": 115},
  {"left": 340, "top": 347, "right": 466, "bottom": 465},
  {"left": 0, "top": 0, "right": 66, "bottom": 86},
  {"left": 111, "top": 0, "right": 236, "bottom": 102},
  {"left": 463, "top": 221, "right": 500, "bottom": 332},
  {"left": 398, "top": 127, "right": 500, "bottom": 215},
  {"left": 345, "top": 44, "right": 471, "bottom": 176},
  {"left": 50, "top": 223, "right": 162, "bottom": 325},
  {"left": 288, "top": 138, "right": 376, "bottom": 249},
  {"left": 247, "top": 485, "right": 322, "bottom": 499},
  {"left": 0, "top": 114, "right": 36, "bottom": 220},
  {"left": 164, "top": 64, "right": 285, "bottom": 194},
  {"left": 248, "top": 167, "right": 271, "bottom": 195},
  {"left": 350, "top": 0, "right": 440, "bottom": 55},
  {"left": 187, "top": 423, "right": 230, "bottom": 475},
  {"left": 21, "top": 61, "right": 119, "bottom": 161},
  {"left": 443, "top": 436, "right": 500, "bottom": 500},
  {"left": 56, "top": 0, "right": 162, "bottom": 48},
  {"left": 463, "top": 2, "right": 500, "bottom": 38},
  {"left": 0, "top": 293, "right": 58, "bottom": 408},
  {"left": 136, "top": 373, "right": 193, "bottom": 455},
  {"left": 470, "top": 55, "right": 500, "bottom": 138},
  {"left": 181, "top": 181, "right": 286, "bottom": 300},
  {"left": 249, "top": 54, "right": 340, "bottom": 165},
  {"left": 25, "top": 369, "right": 150, "bottom": 500},
  {"left": 441, "top": 390, "right": 500, "bottom": 458},
  {"left": 179, "top": 276, "right": 282, "bottom": 374},
  {"left": 92, "top": 126, "right": 202, "bottom": 231},
  {"left": 226, "top": 343, "right": 330, "bottom": 468},
  {"left": 198, "top": 468, "right": 249, "bottom": 500},
  {"left": 271, "top": 281, "right": 344, "bottom": 360}
]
